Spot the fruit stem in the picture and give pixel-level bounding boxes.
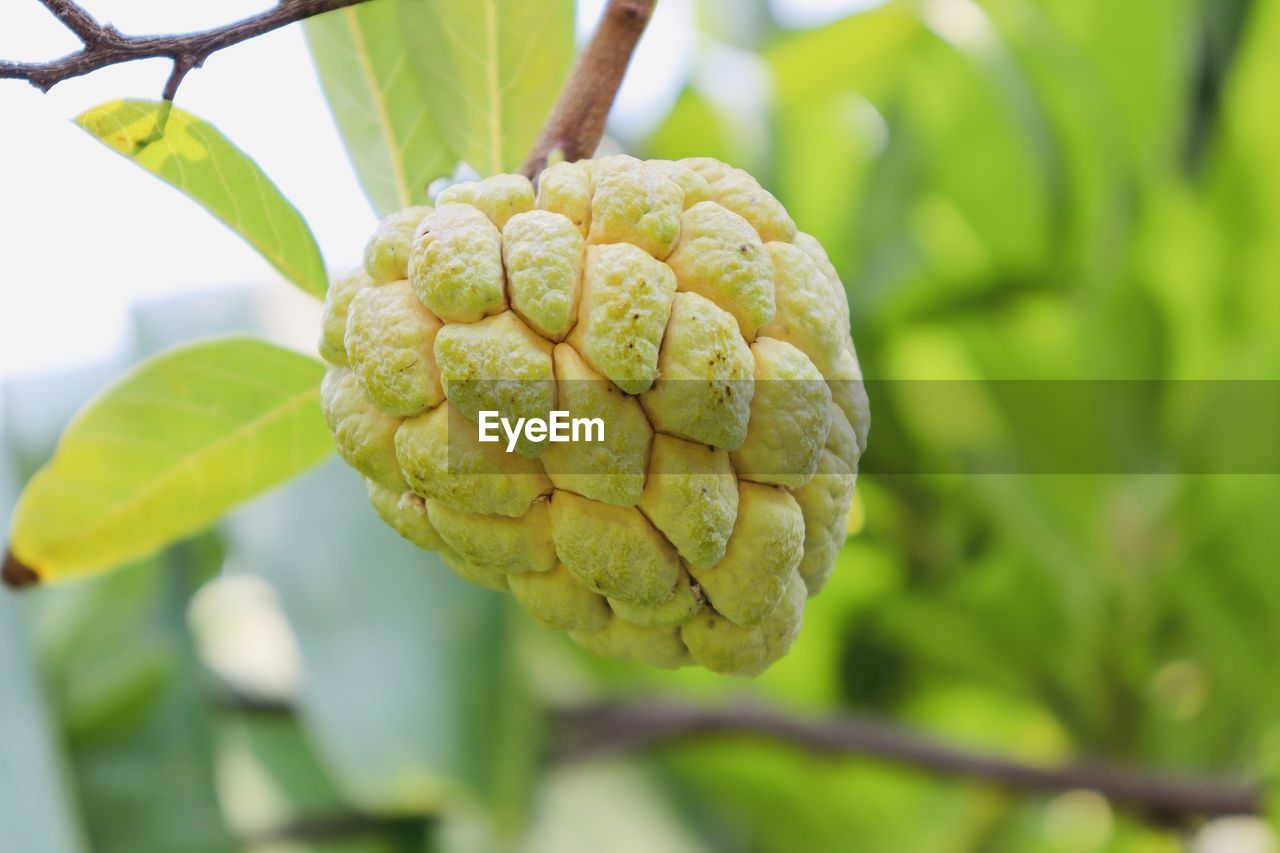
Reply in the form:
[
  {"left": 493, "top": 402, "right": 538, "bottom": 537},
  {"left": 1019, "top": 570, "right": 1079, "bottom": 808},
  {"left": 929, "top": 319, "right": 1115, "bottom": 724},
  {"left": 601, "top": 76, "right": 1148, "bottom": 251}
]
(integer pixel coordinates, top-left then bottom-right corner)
[{"left": 520, "top": 0, "right": 658, "bottom": 180}]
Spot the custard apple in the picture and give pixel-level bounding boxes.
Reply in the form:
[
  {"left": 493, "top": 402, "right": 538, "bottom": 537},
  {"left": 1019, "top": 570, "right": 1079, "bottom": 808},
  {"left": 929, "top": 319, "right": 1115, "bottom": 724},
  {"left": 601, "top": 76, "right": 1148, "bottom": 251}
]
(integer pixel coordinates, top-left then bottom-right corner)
[{"left": 319, "top": 155, "right": 868, "bottom": 676}]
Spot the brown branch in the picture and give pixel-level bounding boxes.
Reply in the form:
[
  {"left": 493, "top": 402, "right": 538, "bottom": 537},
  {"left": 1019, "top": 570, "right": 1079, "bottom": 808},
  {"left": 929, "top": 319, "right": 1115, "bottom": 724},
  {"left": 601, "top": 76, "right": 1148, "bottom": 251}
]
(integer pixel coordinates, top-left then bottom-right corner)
[
  {"left": 521, "top": 0, "right": 657, "bottom": 179},
  {"left": 36, "top": 0, "right": 106, "bottom": 44},
  {"left": 205, "top": 689, "right": 1261, "bottom": 823},
  {"left": 0, "top": 0, "right": 372, "bottom": 100},
  {"left": 2, "top": 549, "right": 39, "bottom": 589},
  {"left": 240, "top": 812, "right": 427, "bottom": 847},
  {"left": 555, "top": 700, "right": 1262, "bottom": 822}
]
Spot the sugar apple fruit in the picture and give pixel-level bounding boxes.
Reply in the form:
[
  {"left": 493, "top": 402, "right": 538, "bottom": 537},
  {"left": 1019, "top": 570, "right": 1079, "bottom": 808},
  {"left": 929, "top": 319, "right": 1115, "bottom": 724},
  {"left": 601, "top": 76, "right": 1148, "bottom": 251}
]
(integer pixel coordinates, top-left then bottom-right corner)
[{"left": 319, "top": 155, "right": 869, "bottom": 676}]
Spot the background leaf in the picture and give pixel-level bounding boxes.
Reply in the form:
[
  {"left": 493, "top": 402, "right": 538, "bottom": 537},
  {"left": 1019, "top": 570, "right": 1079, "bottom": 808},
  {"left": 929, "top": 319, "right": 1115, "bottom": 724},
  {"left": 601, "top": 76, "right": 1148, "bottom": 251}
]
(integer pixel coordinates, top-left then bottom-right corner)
[
  {"left": 306, "top": 2, "right": 454, "bottom": 217},
  {"left": 8, "top": 337, "right": 331, "bottom": 583},
  {"left": 402, "top": 0, "right": 575, "bottom": 176},
  {"left": 227, "top": 460, "right": 539, "bottom": 830},
  {"left": 46, "top": 549, "right": 231, "bottom": 853},
  {"left": 76, "top": 99, "right": 328, "bottom": 298}
]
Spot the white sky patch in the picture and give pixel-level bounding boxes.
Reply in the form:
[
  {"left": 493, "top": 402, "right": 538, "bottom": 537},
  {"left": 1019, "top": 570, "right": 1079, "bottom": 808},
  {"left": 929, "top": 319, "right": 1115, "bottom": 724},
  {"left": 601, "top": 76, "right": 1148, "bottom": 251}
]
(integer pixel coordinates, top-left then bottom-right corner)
[
  {"left": 0, "top": 2, "right": 375, "bottom": 378},
  {"left": 1, "top": 0, "right": 854, "bottom": 380},
  {"left": 921, "top": 0, "right": 998, "bottom": 53},
  {"left": 691, "top": 42, "right": 773, "bottom": 167}
]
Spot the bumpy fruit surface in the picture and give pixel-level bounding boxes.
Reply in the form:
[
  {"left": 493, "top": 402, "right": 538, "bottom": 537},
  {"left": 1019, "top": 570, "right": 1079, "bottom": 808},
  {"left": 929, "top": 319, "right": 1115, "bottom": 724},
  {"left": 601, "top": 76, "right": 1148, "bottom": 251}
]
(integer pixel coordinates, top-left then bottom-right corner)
[{"left": 319, "top": 156, "right": 869, "bottom": 676}]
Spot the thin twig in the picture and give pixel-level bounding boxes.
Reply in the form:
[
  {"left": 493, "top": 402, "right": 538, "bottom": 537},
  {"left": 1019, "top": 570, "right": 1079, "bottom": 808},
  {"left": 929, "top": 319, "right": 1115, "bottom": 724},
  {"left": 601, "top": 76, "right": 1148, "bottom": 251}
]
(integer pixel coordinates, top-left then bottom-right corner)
[
  {"left": 521, "top": 0, "right": 658, "bottom": 179},
  {"left": 36, "top": 0, "right": 105, "bottom": 44},
  {"left": 0, "top": 0, "right": 372, "bottom": 100},
  {"left": 203, "top": 693, "right": 1263, "bottom": 823},
  {"left": 554, "top": 700, "right": 1262, "bottom": 821},
  {"left": 240, "top": 812, "right": 427, "bottom": 846},
  {"left": 211, "top": 689, "right": 295, "bottom": 717}
]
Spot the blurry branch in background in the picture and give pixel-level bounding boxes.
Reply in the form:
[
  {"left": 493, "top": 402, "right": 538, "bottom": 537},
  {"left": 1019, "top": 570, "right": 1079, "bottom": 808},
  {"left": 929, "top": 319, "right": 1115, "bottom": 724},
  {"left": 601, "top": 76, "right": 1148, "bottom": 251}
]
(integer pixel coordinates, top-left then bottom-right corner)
[
  {"left": 0, "top": 0, "right": 373, "bottom": 100},
  {"left": 555, "top": 701, "right": 1264, "bottom": 824},
  {"left": 219, "top": 691, "right": 1263, "bottom": 824},
  {"left": 241, "top": 812, "right": 427, "bottom": 847},
  {"left": 521, "top": 0, "right": 657, "bottom": 179}
]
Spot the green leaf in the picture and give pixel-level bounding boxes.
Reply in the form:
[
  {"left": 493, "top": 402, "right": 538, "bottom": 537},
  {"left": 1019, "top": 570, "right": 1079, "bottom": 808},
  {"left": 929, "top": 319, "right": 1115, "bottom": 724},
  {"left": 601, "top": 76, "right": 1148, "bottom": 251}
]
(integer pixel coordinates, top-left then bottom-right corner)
[
  {"left": 402, "top": 0, "right": 575, "bottom": 176},
  {"left": 306, "top": 2, "right": 454, "bottom": 216},
  {"left": 7, "top": 337, "right": 332, "bottom": 583},
  {"left": 768, "top": 1, "right": 922, "bottom": 106},
  {"left": 644, "top": 88, "right": 743, "bottom": 167},
  {"left": 47, "top": 550, "right": 231, "bottom": 853},
  {"left": 1039, "top": 0, "right": 1195, "bottom": 176},
  {"left": 75, "top": 99, "right": 328, "bottom": 298},
  {"left": 228, "top": 460, "right": 540, "bottom": 828}
]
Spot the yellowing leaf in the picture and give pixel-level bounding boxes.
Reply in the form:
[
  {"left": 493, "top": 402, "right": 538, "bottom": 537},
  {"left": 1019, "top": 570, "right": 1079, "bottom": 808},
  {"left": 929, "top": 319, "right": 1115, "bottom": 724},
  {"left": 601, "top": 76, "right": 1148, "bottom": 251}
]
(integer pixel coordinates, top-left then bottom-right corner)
[
  {"left": 7, "top": 337, "right": 332, "bottom": 583},
  {"left": 404, "top": 0, "right": 574, "bottom": 176},
  {"left": 76, "top": 99, "right": 328, "bottom": 298}
]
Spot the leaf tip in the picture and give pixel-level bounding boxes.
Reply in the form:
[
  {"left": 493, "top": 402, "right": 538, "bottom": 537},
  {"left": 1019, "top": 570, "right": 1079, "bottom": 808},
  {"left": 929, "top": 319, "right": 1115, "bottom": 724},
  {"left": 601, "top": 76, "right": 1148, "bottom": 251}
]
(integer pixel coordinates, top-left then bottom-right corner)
[{"left": 2, "top": 549, "right": 40, "bottom": 590}]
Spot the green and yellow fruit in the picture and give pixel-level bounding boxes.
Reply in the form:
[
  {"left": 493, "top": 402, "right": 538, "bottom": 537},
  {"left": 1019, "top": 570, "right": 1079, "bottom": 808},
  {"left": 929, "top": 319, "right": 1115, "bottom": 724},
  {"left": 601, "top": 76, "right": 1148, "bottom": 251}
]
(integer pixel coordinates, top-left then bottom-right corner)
[{"left": 319, "top": 156, "right": 868, "bottom": 676}]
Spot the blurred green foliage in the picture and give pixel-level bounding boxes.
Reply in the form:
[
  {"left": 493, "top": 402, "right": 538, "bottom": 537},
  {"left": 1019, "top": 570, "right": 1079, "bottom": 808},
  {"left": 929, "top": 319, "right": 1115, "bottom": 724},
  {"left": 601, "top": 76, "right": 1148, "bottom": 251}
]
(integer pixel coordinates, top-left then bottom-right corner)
[{"left": 4, "top": 0, "right": 1280, "bottom": 851}]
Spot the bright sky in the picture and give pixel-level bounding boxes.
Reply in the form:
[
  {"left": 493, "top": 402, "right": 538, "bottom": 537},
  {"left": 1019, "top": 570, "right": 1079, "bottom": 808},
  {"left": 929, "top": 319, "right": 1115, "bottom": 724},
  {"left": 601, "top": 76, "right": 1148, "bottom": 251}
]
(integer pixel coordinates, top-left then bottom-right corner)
[{"left": 0, "top": 0, "right": 872, "bottom": 378}]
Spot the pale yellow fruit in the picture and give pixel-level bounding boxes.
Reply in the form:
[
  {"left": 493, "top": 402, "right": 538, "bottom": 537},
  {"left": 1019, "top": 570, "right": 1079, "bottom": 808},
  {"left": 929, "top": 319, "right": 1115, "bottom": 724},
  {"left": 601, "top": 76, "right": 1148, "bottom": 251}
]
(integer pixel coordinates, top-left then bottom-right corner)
[
  {"left": 549, "top": 490, "right": 680, "bottom": 606},
  {"left": 791, "top": 405, "right": 858, "bottom": 594},
  {"left": 321, "top": 159, "right": 867, "bottom": 676},
  {"left": 439, "top": 544, "right": 509, "bottom": 591},
  {"left": 395, "top": 402, "right": 551, "bottom": 517},
  {"left": 508, "top": 563, "right": 610, "bottom": 631},
  {"left": 687, "top": 481, "right": 804, "bottom": 627},
  {"left": 731, "top": 337, "right": 832, "bottom": 488},
  {"left": 503, "top": 210, "right": 584, "bottom": 341},
  {"left": 345, "top": 280, "right": 444, "bottom": 417},
  {"left": 365, "top": 480, "right": 444, "bottom": 551},
  {"left": 319, "top": 268, "right": 377, "bottom": 367},
  {"left": 679, "top": 158, "right": 796, "bottom": 243},
  {"left": 636, "top": 434, "right": 738, "bottom": 568},
  {"left": 426, "top": 498, "right": 556, "bottom": 574},
  {"left": 682, "top": 575, "right": 807, "bottom": 676},
  {"left": 586, "top": 155, "right": 683, "bottom": 259},
  {"left": 437, "top": 174, "right": 534, "bottom": 230},
  {"left": 665, "top": 201, "right": 775, "bottom": 340},
  {"left": 639, "top": 291, "right": 754, "bottom": 450},
  {"left": 433, "top": 311, "right": 556, "bottom": 457},
  {"left": 828, "top": 345, "right": 871, "bottom": 455},
  {"left": 321, "top": 368, "right": 405, "bottom": 491},
  {"left": 791, "top": 231, "right": 839, "bottom": 284},
  {"left": 409, "top": 203, "right": 506, "bottom": 323},
  {"left": 607, "top": 566, "right": 701, "bottom": 628},
  {"left": 572, "top": 617, "right": 691, "bottom": 670},
  {"left": 791, "top": 231, "right": 849, "bottom": 336},
  {"left": 535, "top": 161, "right": 592, "bottom": 236},
  {"left": 568, "top": 243, "right": 676, "bottom": 394},
  {"left": 541, "top": 344, "right": 650, "bottom": 506},
  {"left": 648, "top": 159, "right": 713, "bottom": 208},
  {"left": 757, "top": 241, "right": 848, "bottom": 376},
  {"left": 365, "top": 206, "right": 431, "bottom": 284}
]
